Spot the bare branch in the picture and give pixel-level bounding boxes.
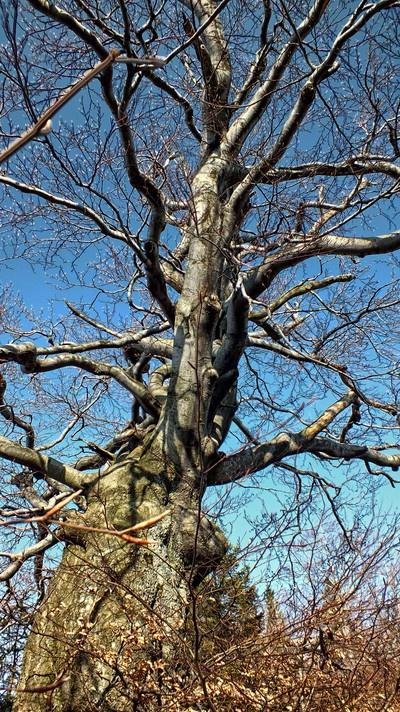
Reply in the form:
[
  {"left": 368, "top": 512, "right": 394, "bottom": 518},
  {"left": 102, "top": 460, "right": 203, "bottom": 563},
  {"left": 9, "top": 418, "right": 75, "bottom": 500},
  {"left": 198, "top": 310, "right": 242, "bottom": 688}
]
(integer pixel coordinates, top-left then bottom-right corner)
[
  {"left": 66, "top": 303, "right": 119, "bottom": 336},
  {"left": 0, "top": 329, "right": 172, "bottom": 363},
  {"left": 145, "top": 72, "right": 201, "bottom": 142},
  {"left": 0, "top": 174, "right": 143, "bottom": 254},
  {"left": 0, "top": 344, "right": 162, "bottom": 417},
  {"left": 228, "top": 0, "right": 400, "bottom": 205},
  {"left": 233, "top": 0, "right": 272, "bottom": 108},
  {"left": 225, "top": 0, "right": 332, "bottom": 153},
  {"left": 166, "top": 0, "right": 232, "bottom": 65},
  {"left": 0, "top": 373, "right": 35, "bottom": 448},
  {"left": 244, "top": 231, "right": 400, "bottom": 300},
  {"left": 250, "top": 273, "right": 354, "bottom": 324},
  {"left": 257, "top": 158, "right": 400, "bottom": 184},
  {"left": 308, "top": 437, "right": 400, "bottom": 471},
  {"left": 0, "top": 49, "right": 120, "bottom": 164},
  {"left": 0, "top": 435, "right": 94, "bottom": 489},
  {"left": 210, "top": 383, "right": 400, "bottom": 485},
  {"left": 0, "top": 533, "right": 56, "bottom": 582},
  {"left": 300, "top": 391, "right": 356, "bottom": 442},
  {"left": 58, "top": 508, "right": 170, "bottom": 546},
  {"left": 208, "top": 431, "right": 300, "bottom": 485},
  {"left": 207, "top": 279, "right": 250, "bottom": 434}
]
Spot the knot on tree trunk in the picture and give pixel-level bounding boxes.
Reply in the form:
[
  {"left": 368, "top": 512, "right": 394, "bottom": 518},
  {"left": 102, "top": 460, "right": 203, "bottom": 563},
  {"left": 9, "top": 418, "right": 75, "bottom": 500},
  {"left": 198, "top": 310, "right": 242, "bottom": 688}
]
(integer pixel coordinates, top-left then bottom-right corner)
[{"left": 176, "top": 507, "right": 228, "bottom": 586}]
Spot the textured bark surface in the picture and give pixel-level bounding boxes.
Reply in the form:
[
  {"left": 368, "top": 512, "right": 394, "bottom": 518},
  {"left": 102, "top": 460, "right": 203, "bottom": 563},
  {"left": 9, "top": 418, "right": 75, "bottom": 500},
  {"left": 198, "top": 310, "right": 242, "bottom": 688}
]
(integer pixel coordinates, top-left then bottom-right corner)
[{"left": 15, "top": 446, "right": 226, "bottom": 711}]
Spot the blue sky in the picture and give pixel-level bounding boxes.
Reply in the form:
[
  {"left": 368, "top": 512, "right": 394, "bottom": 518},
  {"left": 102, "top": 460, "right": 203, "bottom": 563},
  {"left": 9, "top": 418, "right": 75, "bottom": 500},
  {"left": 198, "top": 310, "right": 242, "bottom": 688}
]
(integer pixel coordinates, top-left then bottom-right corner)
[{"left": 0, "top": 0, "right": 399, "bottom": 597}]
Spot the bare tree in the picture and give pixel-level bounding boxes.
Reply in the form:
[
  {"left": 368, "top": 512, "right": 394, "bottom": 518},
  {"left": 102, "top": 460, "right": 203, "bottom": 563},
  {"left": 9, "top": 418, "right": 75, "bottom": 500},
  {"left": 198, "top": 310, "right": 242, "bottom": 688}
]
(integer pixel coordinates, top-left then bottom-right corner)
[{"left": 0, "top": 0, "right": 400, "bottom": 708}]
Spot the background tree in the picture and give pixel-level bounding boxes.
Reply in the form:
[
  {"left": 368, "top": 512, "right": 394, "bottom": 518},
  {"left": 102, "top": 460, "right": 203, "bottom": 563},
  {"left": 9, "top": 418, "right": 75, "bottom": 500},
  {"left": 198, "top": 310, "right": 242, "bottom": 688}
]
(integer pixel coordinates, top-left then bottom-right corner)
[
  {"left": 232, "top": 514, "right": 400, "bottom": 712},
  {"left": 0, "top": 0, "right": 399, "bottom": 709}
]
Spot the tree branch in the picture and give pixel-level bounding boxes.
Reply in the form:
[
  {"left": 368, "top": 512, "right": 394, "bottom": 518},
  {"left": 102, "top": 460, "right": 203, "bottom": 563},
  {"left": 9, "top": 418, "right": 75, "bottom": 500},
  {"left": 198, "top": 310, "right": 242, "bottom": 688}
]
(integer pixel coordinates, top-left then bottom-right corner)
[
  {"left": 308, "top": 437, "right": 400, "bottom": 471},
  {"left": 300, "top": 391, "right": 355, "bottom": 442},
  {"left": 0, "top": 532, "right": 57, "bottom": 582},
  {"left": 244, "top": 230, "right": 400, "bottom": 300},
  {"left": 145, "top": 73, "right": 201, "bottom": 143},
  {"left": 232, "top": 0, "right": 272, "bottom": 108},
  {"left": 180, "top": 0, "right": 232, "bottom": 148},
  {"left": 0, "top": 49, "right": 119, "bottom": 163},
  {"left": 0, "top": 373, "right": 35, "bottom": 448},
  {"left": 225, "top": 0, "right": 332, "bottom": 153},
  {"left": 27, "top": 0, "right": 109, "bottom": 58},
  {"left": 0, "top": 435, "right": 94, "bottom": 489},
  {"left": 257, "top": 158, "right": 400, "bottom": 184},
  {"left": 227, "top": 0, "right": 399, "bottom": 206},
  {"left": 27, "top": 0, "right": 175, "bottom": 325},
  {"left": 0, "top": 344, "right": 162, "bottom": 418},
  {"left": 207, "top": 279, "right": 250, "bottom": 434},
  {"left": 207, "top": 431, "right": 300, "bottom": 485},
  {"left": 209, "top": 392, "right": 357, "bottom": 484},
  {"left": 0, "top": 174, "right": 143, "bottom": 255},
  {"left": 250, "top": 273, "right": 354, "bottom": 324},
  {"left": 0, "top": 329, "right": 172, "bottom": 362}
]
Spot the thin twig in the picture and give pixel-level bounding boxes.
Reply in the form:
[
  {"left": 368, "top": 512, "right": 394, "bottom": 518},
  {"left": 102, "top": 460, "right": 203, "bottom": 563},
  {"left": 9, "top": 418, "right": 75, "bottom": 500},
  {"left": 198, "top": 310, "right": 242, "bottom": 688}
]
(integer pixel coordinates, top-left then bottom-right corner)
[{"left": 0, "top": 49, "right": 120, "bottom": 164}]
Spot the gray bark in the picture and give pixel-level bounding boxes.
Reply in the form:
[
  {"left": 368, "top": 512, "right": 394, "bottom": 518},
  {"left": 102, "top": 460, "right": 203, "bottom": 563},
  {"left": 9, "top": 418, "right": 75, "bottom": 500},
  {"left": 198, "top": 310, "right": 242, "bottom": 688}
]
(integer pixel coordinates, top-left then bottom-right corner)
[{"left": 15, "top": 444, "right": 226, "bottom": 711}]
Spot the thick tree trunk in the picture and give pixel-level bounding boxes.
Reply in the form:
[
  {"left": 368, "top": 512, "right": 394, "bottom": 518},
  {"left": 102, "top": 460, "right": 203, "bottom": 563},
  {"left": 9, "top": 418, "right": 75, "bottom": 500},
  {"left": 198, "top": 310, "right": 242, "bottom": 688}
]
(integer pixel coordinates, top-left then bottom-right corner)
[
  {"left": 14, "top": 172, "right": 231, "bottom": 711},
  {"left": 14, "top": 442, "right": 226, "bottom": 711}
]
